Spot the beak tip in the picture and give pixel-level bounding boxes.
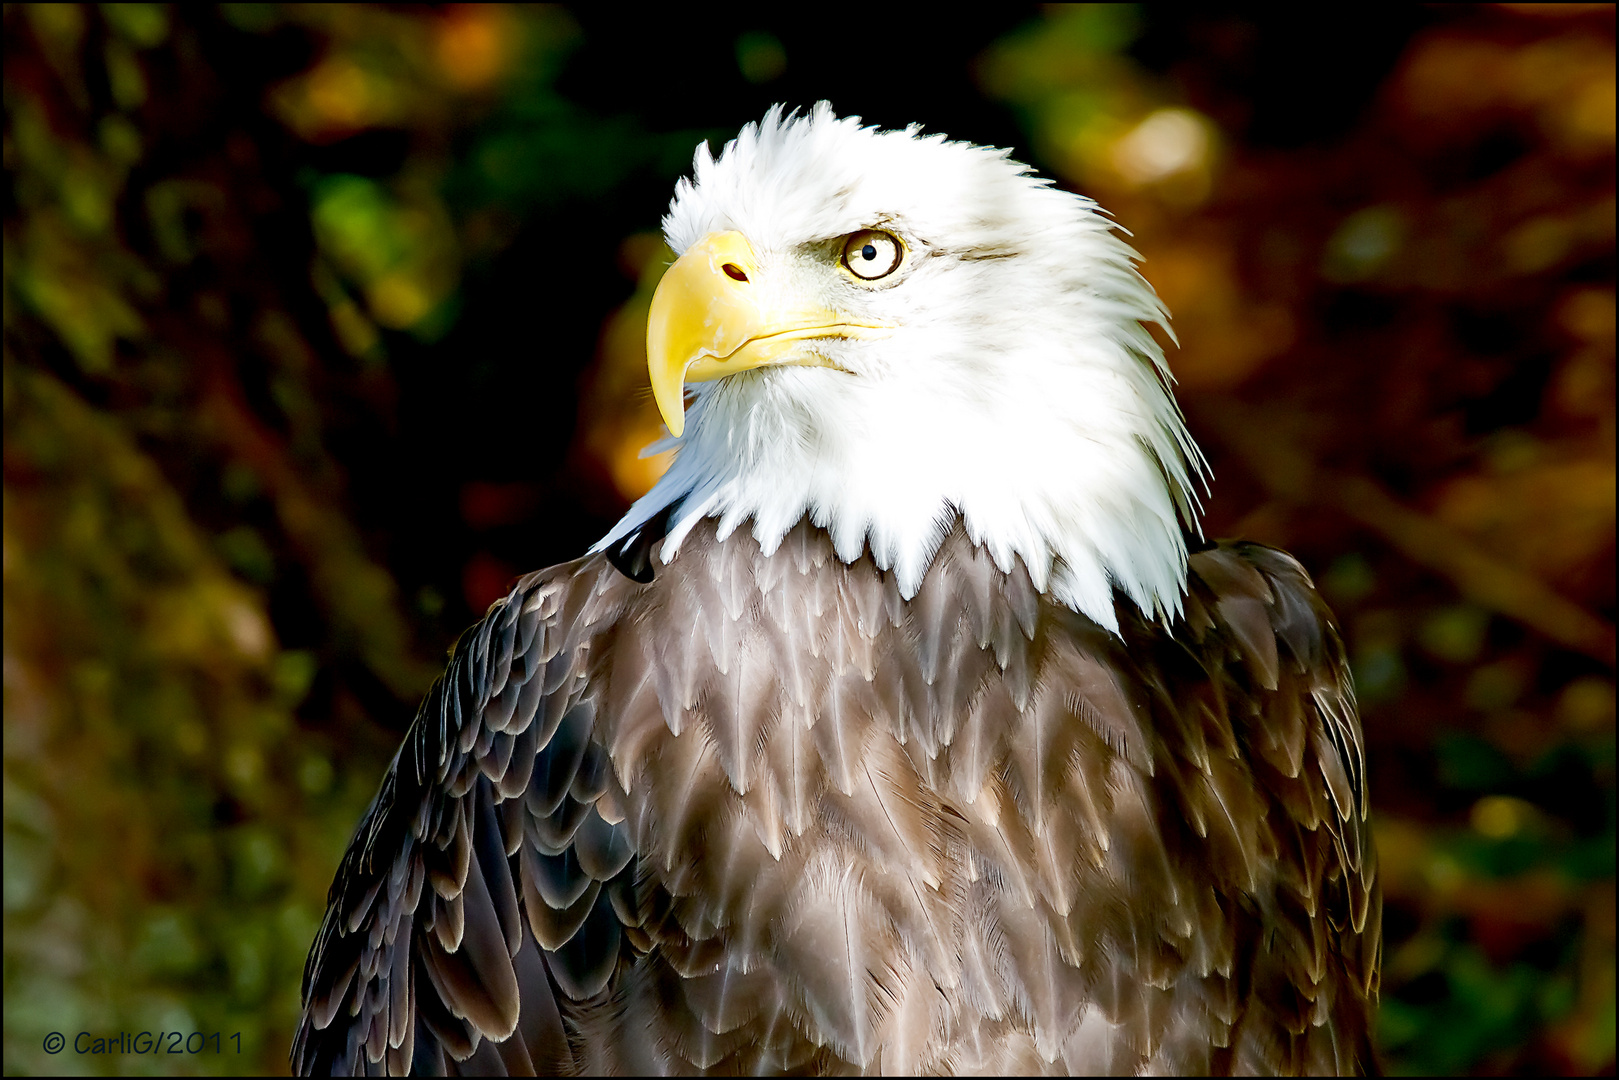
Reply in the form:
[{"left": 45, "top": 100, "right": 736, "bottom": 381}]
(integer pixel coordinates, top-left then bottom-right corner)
[{"left": 651, "top": 384, "right": 685, "bottom": 438}]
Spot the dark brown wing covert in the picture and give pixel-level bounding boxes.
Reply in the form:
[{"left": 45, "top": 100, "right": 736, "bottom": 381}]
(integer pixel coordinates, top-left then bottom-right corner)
[{"left": 291, "top": 555, "right": 638, "bottom": 1075}]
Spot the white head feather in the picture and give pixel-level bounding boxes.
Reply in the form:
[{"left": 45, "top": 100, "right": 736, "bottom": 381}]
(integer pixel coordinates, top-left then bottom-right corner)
[{"left": 595, "top": 104, "right": 1207, "bottom": 634}]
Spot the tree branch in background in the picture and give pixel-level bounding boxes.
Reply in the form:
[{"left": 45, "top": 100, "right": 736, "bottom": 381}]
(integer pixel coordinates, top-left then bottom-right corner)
[{"left": 1202, "top": 399, "right": 1616, "bottom": 667}]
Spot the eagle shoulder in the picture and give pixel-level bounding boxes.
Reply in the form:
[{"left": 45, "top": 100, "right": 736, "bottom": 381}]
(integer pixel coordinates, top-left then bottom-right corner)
[
  {"left": 292, "top": 554, "right": 637, "bottom": 1075},
  {"left": 1173, "top": 541, "right": 1382, "bottom": 1065}
]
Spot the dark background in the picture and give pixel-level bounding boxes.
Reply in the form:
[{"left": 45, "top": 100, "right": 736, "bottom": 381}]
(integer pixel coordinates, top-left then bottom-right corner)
[{"left": 4, "top": 5, "right": 1613, "bottom": 1074}]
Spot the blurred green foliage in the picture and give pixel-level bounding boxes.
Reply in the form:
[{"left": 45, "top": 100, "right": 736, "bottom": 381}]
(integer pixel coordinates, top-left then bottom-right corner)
[
  {"left": 4, "top": 361, "right": 365, "bottom": 1074},
  {"left": 3, "top": 4, "right": 1614, "bottom": 1076}
]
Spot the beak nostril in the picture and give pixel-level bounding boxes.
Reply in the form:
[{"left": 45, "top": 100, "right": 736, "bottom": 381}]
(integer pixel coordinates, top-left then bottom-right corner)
[{"left": 722, "top": 263, "right": 748, "bottom": 282}]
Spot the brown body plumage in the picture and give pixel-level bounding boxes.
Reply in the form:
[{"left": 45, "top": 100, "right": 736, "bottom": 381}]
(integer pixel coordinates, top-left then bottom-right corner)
[{"left": 293, "top": 516, "right": 1380, "bottom": 1075}]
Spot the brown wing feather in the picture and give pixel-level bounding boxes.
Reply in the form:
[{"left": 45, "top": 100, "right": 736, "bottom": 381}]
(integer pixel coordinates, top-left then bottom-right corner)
[{"left": 292, "top": 557, "right": 637, "bottom": 1075}]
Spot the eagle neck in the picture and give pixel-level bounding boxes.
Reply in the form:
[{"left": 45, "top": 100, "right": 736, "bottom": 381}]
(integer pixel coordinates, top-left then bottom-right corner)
[{"left": 592, "top": 376, "right": 1201, "bottom": 636}]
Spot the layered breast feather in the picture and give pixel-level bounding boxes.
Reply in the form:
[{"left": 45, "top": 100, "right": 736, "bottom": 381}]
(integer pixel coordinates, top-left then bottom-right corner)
[{"left": 293, "top": 518, "right": 1379, "bottom": 1075}]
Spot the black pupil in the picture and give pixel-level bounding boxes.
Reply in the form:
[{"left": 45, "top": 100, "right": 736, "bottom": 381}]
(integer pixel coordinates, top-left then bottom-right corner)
[{"left": 861, "top": 244, "right": 876, "bottom": 261}]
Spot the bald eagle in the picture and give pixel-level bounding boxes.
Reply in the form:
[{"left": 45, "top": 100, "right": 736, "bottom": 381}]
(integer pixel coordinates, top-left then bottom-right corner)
[{"left": 294, "top": 106, "right": 1379, "bottom": 1076}]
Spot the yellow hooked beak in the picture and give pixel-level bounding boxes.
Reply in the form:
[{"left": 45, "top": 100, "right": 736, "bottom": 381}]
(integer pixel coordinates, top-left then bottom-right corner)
[{"left": 646, "top": 231, "right": 892, "bottom": 437}]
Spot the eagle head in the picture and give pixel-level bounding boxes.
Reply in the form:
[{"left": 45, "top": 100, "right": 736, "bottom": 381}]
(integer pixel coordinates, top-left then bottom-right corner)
[{"left": 597, "top": 104, "right": 1207, "bottom": 633}]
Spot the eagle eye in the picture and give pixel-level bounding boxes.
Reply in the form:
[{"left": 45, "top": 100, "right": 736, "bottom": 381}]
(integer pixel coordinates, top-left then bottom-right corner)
[{"left": 841, "top": 229, "right": 903, "bottom": 281}]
